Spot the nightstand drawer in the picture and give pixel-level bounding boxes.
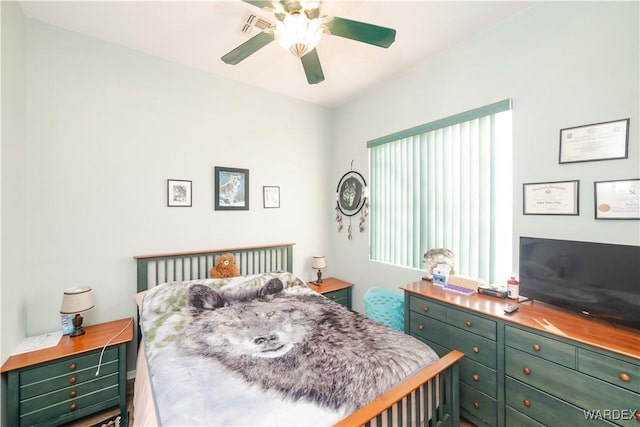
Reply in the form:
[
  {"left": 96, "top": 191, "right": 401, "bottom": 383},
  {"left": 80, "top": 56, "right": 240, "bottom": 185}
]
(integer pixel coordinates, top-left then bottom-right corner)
[
  {"left": 408, "top": 297, "right": 447, "bottom": 322},
  {"left": 20, "top": 349, "right": 118, "bottom": 399},
  {"left": 578, "top": 349, "right": 640, "bottom": 394},
  {"left": 506, "top": 377, "right": 615, "bottom": 427},
  {"left": 505, "top": 325, "right": 575, "bottom": 368},
  {"left": 447, "top": 308, "right": 497, "bottom": 341},
  {"left": 21, "top": 383, "right": 120, "bottom": 427},
  {"left": 460, "top": 382, "right": 496, "bottom": 426},
  {"left": 324, "top": 289, "right": 350, "bottom": 306},
  {"left": 20, "top": 372, "right": 119, "bottom": 414},
  {"left": 459, "top": 357, "right": 497, "bottom": 397}
]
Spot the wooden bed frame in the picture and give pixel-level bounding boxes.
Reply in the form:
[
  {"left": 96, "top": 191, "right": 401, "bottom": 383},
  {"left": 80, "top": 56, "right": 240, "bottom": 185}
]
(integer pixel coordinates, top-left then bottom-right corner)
[{"left": 134, "top": 243, "right": 463, "bottom": 427}]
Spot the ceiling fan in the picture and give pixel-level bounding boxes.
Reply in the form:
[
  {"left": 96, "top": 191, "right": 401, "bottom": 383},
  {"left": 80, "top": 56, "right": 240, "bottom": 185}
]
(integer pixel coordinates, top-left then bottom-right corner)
[{"left": 221, "top": 0, "right": 397, "bottom": 84}]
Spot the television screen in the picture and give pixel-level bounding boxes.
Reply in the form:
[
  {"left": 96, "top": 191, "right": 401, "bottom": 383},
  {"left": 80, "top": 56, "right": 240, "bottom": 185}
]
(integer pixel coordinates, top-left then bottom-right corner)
[{"left": 519, "top": 236, "right": 640, "bottom": 330}]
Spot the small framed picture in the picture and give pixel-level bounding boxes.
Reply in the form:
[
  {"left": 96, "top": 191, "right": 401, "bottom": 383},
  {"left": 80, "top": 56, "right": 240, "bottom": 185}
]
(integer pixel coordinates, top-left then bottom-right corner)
[
  {"left": 215, "top": 167, "right": 249, "bottom": 210},
  {"left": 167, "top": 179, "right": 192, "bottom": 207},
  {"left": 523, "top": 180, "right": 579, "bottom": 215},
  {"left": 263, "top": 186, "right": 280, "bottom": 208},
  {"left": 594, "top": 179, "right": 640, "bottom": 219}
]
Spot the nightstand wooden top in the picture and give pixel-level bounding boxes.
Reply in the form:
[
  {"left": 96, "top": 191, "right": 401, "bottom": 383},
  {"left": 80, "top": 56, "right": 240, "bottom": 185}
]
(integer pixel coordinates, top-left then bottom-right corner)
[
  {"left": 307, "top": 277, "right": 353, "bottom": 294},
  {"left": 1, "top": 317, "right": 134, "bottom": 373}
]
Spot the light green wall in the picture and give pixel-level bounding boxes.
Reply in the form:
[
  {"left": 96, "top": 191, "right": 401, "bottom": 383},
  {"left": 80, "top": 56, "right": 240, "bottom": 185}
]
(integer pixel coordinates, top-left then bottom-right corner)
[{"left": 330, "top": 2, "right": 640, "bottom": 313}]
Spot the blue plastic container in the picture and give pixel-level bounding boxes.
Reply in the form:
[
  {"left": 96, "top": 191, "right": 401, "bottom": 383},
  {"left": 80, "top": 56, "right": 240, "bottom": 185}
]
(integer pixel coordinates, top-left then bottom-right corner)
[{"left": 364, "top": 287, "right": 404, "bottom": 332}]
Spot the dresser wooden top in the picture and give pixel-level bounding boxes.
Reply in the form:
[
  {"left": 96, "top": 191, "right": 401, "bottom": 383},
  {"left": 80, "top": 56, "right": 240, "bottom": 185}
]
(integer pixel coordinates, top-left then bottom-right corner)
[
  {"left": 1, "top": 318, "right": 134, "bottom": 373},
  {"left": 401, "top": 280, "right": 640, "bottom": 361}
]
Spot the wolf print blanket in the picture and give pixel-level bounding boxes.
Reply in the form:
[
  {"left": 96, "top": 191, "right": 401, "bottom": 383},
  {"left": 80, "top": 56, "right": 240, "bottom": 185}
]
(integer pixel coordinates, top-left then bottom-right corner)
[{"left": 140, "top": 272, "right": 439, "bottom": 426}]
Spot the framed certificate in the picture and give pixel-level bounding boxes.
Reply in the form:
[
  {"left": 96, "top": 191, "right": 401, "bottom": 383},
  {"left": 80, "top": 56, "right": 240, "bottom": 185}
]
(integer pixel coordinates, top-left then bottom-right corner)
[
  {"left": 523, "top": 180, "right": 579, "bottom": 215},
  {"left": 559, "top": 118, "right": 629, "bottom": 164},
  {"left": 594, "top": 179, "right": 640, "bottom": 219}
]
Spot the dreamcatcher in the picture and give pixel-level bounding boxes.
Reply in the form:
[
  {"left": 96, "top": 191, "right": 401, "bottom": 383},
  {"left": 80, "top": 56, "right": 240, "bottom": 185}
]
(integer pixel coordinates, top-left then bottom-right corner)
[{"left": 335, "top": 162, "right": 369, "bottom": 240}]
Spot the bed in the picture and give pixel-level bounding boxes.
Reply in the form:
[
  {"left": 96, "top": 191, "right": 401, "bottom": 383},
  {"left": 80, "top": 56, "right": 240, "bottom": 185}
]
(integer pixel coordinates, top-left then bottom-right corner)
[{"left": 133, "top": 243, "right": 463, "bottom": 426}]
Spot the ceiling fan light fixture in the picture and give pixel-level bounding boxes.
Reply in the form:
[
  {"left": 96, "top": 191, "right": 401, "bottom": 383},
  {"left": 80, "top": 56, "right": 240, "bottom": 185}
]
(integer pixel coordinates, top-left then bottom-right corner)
[{"left": 274, "top": 12, "right": 324, "bottom": 58}]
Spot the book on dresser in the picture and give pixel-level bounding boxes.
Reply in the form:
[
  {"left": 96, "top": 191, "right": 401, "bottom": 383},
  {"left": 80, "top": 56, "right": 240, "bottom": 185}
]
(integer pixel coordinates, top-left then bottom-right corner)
[{"left": 401, "top": 280, "right": 640, "bottom": 427}]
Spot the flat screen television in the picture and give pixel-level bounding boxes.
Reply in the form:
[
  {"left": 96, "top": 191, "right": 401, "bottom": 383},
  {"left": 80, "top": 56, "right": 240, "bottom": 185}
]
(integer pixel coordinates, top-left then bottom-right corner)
[{"left": 519, "top": 236, "right": 640, "bottom": 330}]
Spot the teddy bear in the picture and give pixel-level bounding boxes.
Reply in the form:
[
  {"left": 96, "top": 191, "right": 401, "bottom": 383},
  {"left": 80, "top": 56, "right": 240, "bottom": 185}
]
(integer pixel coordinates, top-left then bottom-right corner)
[{"left": 209, "top": 253, "right": 240, "bottom": 279}]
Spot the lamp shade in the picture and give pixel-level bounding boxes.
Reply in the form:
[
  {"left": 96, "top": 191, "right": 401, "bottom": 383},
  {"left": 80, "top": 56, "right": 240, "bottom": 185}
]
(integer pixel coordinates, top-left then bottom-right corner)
[
  {"left": 274, "top": 12, "right": 324, "bottom": 58},
  {"left": 60, "top": 287, "right": 95, "bottom": 315},
  {"left": 311, "top": 256, "right": 327, "bottom": 270}
]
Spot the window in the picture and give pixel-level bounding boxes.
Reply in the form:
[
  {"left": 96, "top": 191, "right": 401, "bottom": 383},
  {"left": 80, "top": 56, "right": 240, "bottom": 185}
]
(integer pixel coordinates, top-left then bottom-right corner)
[{"left": 368, "top": 100, "right": 512, "bottom": 283}]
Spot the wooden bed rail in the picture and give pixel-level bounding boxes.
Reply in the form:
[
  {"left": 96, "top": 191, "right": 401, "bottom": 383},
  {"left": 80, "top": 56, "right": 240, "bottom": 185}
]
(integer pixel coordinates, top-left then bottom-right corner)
[{"left": 334, "top": 350, "right": 464, "bottom": 427}]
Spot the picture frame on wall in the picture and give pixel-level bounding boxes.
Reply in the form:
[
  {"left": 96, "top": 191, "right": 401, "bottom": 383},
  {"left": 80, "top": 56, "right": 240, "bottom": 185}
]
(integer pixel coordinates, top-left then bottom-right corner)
[
  {"left": 167, "top": 179, "right": 192, "bottom": 207},
  {"left": 559, "top": 118, "right": 629, "bottom": 164},
  {"left": 263, "top": 186, "right": 280, "bottom": 209},
  {"left": 215, "top": 167, "right": 249, "bottom": 210},
  {"left": 523, "top": 180, "right": 579, "bottom": 215},
  {"left": 594, "top": 179, "right": 640, "bottom": 220}
]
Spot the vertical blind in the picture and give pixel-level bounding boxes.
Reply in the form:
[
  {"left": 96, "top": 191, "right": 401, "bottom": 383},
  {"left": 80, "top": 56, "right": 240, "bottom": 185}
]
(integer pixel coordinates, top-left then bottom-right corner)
[{"left": 368, "top": 100, "right": 512, "bottom": 283}]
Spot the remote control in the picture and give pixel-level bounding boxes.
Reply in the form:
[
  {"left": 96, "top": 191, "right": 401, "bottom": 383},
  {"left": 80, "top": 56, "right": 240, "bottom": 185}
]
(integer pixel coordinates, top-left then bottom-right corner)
[{"left": 504, "top": 304, "right": 519, "bottom": 314}]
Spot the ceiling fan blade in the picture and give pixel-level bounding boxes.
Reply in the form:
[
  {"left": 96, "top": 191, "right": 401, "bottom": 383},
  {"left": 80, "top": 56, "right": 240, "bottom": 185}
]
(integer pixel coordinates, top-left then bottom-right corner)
[
  {"left": 327, "top": 17, "right": 396, "bottom": 48},
  {"left": 221, "top": 31, "right": 275, "bottom": 65},
  {"left": 300, "top": 49, "right": 324, "bottom": 84},
  {"left": 241, "top": 0, "right": 273, "bottom": 8}
]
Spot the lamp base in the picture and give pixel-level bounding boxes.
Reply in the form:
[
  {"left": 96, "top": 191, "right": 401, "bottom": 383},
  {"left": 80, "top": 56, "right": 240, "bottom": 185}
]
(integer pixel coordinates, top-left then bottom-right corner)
[
  {"left": 316, "top": 270, "right": 323, "bottom": 284},
  {"left": 70, "top": 314, "right": 86, "bottom": 337}
]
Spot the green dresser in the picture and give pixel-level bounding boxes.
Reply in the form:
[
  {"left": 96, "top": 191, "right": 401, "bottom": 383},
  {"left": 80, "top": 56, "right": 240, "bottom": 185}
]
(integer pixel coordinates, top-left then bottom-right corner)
[
  {"left": 2, "top": 318, "right": 133, "bottom": 427},
  {"left": 402, "top": 281, "right": 640, "bottom": 427}
]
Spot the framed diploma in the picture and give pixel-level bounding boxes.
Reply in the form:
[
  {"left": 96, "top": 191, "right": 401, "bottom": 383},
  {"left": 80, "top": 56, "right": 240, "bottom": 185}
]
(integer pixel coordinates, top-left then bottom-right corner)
[
  {"left": 594, "top": 179, "right": 640, "bottom": 219},
  {"left": 523, "top": 180, "right": 579, "bottom": 215},
  {"left": 559, "top": 118, "right": 629, "bottom": 164}
]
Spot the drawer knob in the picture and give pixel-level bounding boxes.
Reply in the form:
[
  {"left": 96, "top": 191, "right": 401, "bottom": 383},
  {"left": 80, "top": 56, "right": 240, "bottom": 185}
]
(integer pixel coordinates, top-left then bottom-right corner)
[
  {"left": 472, "top": 346, "right": 479, "bottom": 353},
  {"left": 473, "top": 402, "right": 480, "bottom": 409},
  {"left": 69, "top": 363, "right": 77, "bottom": 371},
  {"left": 532, "top": 344, "right": 541, "bottom": 351},
  {"left": 472, "top": 374, "right": 479, "bottom": 382},
  {"left": 634, "top": 412, "right": 640, "bottom": 422},
  {"left": 523, "top": 399, "right": 531, "bottom": 408},
  {"left": 69, "top": 390, "right": 76, "bottom": 398},
  {"left": 69, "top": 376, "right": 77, "bottom": 385},
  {"left": 465, "top": 321, "right": 472, "bottom": 327},
  {"left": 331, "top": 295, "right": 336, "bottom": 300},
  {"left": 618, "top": 373, "right": 630, "bottom": 382},
  {"left": 418, "top": 324, "right": 424, "bottom": 331},
  {"left": 523, "top": 367, "right": 531, "bottom": 375},
  {"left": 69, "top": 403, "right": 77, "bottom": 411},
  {"left": 423, "top": 306, "right": 429, "bottom": 313}
]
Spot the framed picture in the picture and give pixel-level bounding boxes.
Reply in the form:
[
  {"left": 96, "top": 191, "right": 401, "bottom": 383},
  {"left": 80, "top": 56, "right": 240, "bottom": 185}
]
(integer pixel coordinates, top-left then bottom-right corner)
[
  {"left": 594, "top": 179, "right": 640, "bottom": 219},
  {"left": 215, "top": 167, "right": 249, "bottom": 210},
  {"left": 263, "top": 186, "right": 280, "bottom": 208},
  {"left": 523, "top": 180, "right": 579, "bottom": 215},
  {"left": 167, "top": 179, "right": 192, "bottom": 207},
  {"left": 559, "top": 118, "right": 629, "bottom": 164}
]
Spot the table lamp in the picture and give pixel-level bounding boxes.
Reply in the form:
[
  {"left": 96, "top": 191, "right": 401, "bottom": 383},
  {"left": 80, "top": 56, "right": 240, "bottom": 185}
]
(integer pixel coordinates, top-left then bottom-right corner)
[
  {"left": 60, "top": 287, "right": 95, "bottom": 337},
  {"left": 312, "top": 256, "right": 327, "bottom": 284}
]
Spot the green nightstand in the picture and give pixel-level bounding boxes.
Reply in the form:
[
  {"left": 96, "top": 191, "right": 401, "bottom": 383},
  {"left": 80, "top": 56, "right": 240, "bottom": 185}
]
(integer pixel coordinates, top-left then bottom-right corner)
[{"left": 308, "top": 277, "right": 353, "bottom": 309}]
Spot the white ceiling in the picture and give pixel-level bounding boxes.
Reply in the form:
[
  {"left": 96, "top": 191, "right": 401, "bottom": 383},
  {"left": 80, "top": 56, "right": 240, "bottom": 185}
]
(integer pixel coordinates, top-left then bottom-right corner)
[{"left": 18, "top": 1, "right": 533, "bottom": 108}]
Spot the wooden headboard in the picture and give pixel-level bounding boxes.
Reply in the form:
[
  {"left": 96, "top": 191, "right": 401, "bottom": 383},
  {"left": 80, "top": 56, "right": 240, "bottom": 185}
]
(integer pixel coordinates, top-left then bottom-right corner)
[{"left": 133, "top": 243, "right": 295, "bottom": 293}]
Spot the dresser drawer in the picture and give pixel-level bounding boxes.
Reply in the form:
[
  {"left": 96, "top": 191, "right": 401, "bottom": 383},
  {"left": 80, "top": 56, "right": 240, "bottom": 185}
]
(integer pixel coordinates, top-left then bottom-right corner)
[
  {"left": 21, "top": 384, "right": 120, "bottom": 427},
  {"left": 408, "top": 297, "right": 447, "bottom": 322},
  {"left": 20, "top": 351, "right": 119, "bottom": 399},
  {"left": 505, "top": 405, "right": 546, "bottom": 427},
  {"left": 21, "top": 348, "right": 117, "bottom": 386},
  {"left": 578, "top": 349, "right": 640, "bottom": 394},
  {"left": 449, "top": 327, "right": 496, "bottom": 369},
  {"left": 505, "top": 325, "right": 575, "bottom": 368},
  {"left": 408, "top": 312, "right": 452, "bottom": 348},
  {"left": 447, "top": 308, "right": 497, "bottom": 341},
  {"left": 506, "top": 377, "right": 615, "bottom": 427},
  {"left": 506, "top": 347, "right": 640, "bottom": 421},
  {"left": 460, "top": 382, "right": 496, "bottom": 426},
  {"left": 459, "top": 357, "right": 497, "bottom": 398},
  {"left": 416, "top": 337, "right": 449, "bottom": 358}
]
